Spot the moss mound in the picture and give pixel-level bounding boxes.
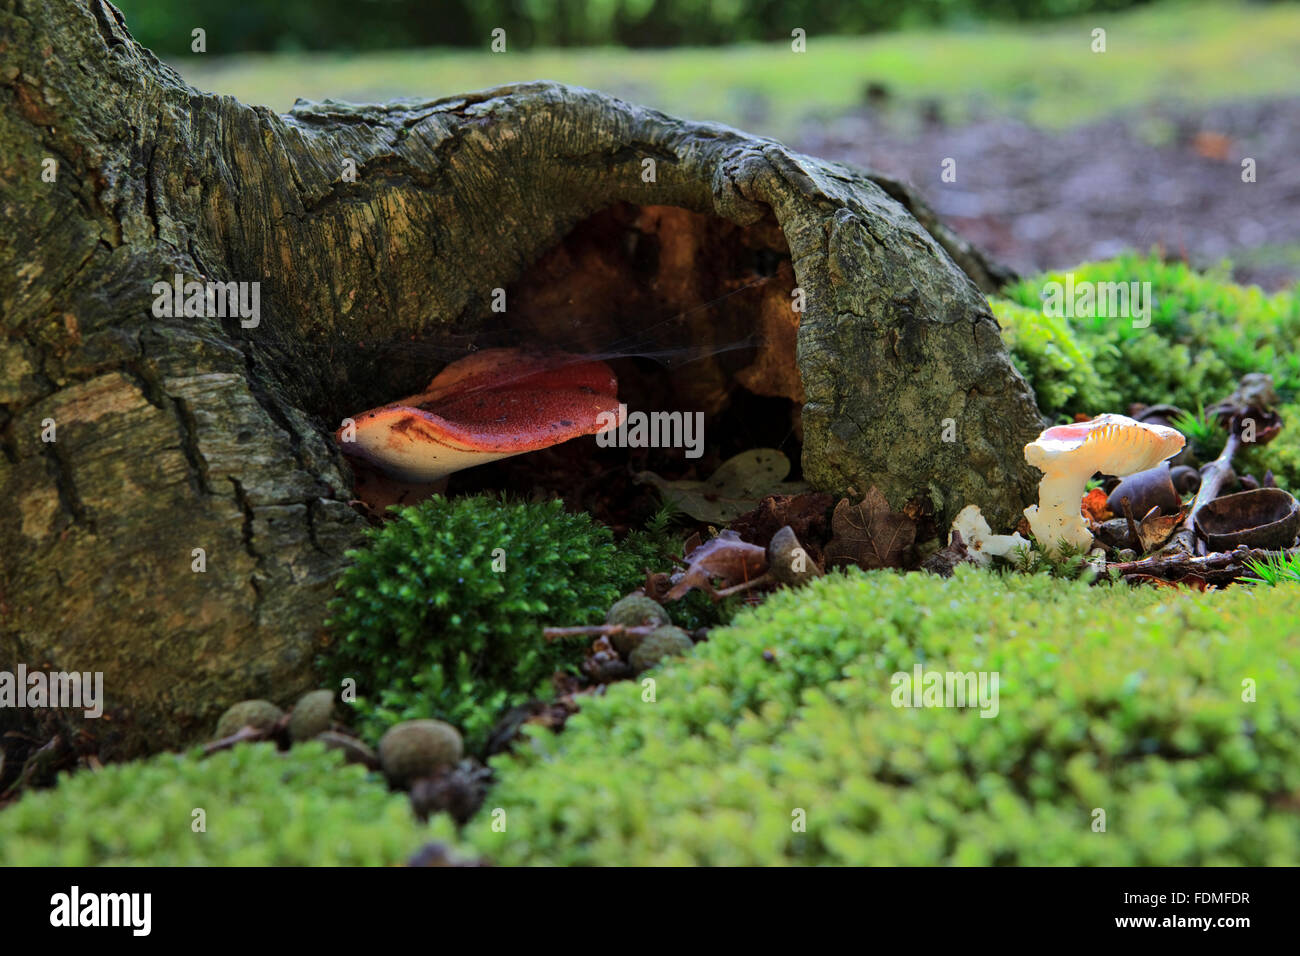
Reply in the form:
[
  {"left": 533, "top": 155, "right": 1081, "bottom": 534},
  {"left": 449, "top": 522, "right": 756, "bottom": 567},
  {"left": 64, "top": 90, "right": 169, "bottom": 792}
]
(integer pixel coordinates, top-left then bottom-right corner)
[
  {"left": 448, "top": 568, "right": 1300, "bottom": 865},
  {"left": 0, "top": 742, "right": 427, "bottom": 866},
  {"left": 322, "top": 495, "right": 632, "bottom": 751}
]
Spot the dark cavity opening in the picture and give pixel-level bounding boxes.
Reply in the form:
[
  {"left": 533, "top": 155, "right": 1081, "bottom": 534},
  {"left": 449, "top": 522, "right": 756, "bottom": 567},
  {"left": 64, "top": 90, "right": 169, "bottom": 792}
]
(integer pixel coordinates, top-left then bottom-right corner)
[{"left": 345, "top": 202, "right": 803, "bottom": 532}]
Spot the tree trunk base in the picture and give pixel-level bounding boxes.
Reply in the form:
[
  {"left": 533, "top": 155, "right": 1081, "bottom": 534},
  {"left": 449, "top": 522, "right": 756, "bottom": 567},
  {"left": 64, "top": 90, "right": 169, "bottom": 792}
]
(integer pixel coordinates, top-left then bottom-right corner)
[{"left": 1, "top": 0, "right": 1043, "bottom": 757}]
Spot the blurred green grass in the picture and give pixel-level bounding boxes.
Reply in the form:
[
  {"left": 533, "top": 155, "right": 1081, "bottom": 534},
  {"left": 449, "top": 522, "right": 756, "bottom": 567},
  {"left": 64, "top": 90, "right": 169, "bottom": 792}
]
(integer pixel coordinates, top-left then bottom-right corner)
[{"left": 175, "top": 1, "right": 1300, "bottom": 136}]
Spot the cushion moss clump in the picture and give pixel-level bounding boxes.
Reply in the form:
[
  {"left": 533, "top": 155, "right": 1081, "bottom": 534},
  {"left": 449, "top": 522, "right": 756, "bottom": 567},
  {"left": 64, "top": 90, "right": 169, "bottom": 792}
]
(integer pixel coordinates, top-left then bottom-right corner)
[
  {"left": 993, "top": 253, "right": 1300, "bottom": 486},
  {"left": 322, "top": 495, "right": 626, "bottom": 752},
  {"left": 0, "top": 742, "right": 427, "bottom": 866},
  {"left": 606, "top": 594, "right": 672, "bottom": 655},
  {"left": 990, "top": 296, "right": 1115, "bottom": 414},
  {"left": 441, "top": 568, "right": 1300, "bottom": 865}
]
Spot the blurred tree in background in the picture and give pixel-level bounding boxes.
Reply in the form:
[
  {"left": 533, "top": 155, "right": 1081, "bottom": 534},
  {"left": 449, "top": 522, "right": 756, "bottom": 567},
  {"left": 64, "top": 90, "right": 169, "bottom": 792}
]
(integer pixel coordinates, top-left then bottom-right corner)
[{"left": 116, "top": 0, "right": 1157, "bottom": 55}]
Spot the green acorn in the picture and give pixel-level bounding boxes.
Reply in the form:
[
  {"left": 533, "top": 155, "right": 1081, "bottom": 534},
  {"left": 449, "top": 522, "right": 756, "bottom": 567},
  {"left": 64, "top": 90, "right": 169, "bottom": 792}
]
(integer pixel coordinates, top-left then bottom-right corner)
[
  {"left": 606, "top": 594, "right": 671, "bottom": 656},
  {"left": 628, "top": 625, "right": 694, "bottom": 674}
]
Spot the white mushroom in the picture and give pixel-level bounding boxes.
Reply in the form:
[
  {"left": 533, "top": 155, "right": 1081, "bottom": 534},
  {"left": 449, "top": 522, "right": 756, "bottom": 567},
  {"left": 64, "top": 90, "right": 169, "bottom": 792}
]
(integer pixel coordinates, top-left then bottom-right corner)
[
  {"left": 1023, "top": 414, "right": 1185, "bottom": 555},
  {"left": 950, "top": 505, "right": 1031, "bottom": 566}
]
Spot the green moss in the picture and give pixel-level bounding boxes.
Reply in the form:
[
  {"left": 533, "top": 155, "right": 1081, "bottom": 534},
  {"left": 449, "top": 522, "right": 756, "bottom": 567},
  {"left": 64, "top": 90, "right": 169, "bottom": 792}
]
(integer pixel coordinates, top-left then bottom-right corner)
[
  {"left": 0, "top": 742, "right": 427, "bottom": 866},
  {"left": 322, "top": 495, "right": 629, "bottom": 752},
  {"left": 446, "top": 568, "right": 1300, "bottom": 865},
  {"left": 992, "top": 296, "right": 1117, "bottom": 414},
  {"left": 995, "top": 253, "right": 1300, "bottom": 486},
  {"left": 1238, "top": 400, "right": 1300, "bottom": 486}
]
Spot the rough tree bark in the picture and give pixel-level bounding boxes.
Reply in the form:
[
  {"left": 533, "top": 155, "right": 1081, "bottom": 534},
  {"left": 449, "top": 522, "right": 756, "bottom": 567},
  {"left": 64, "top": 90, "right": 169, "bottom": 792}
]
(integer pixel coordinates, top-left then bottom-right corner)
[{"left": 0, "top": 0, "right": 1044, "bottom": 756}]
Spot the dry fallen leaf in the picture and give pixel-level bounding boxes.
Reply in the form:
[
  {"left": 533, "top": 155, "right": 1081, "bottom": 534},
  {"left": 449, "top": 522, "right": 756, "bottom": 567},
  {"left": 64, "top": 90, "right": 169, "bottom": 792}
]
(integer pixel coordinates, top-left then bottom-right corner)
[
  {"left": 634, "top": 449, "right": 810, "bottom": 524},
  {"left": 921, "top": 529, "right": 979, "bottom": 578},
  {"left": 728, "top": 492, "right": 835, "bottom": 563},
  {"left": 1124, "top": 573, "right": 1211, "bottom": 592},
  {"left": 1137, "top": 507, "right": 1186, "bottom": 553},
  {"left": 824, "top": 487, "right": 918, "bottom": 570},
  {"left": 665, "top": 530, "right": 769, "bottom": 600}
]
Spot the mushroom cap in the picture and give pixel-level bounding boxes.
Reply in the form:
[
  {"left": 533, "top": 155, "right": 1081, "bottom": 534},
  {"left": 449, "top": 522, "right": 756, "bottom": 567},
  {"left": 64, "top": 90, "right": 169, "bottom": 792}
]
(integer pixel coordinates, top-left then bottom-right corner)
[
  {"left": 1024, "top": 414, "right": 1185, "bottom": 480},
  {"left": 338, "top": 348, "right": 623, "bottom": 482}
]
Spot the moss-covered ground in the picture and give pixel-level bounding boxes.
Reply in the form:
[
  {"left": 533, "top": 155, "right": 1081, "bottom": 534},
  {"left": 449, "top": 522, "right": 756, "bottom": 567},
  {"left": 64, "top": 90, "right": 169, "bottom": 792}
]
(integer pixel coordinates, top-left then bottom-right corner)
[
  {"left": 3, "top": 255, "right": 1298, "bottom": 865},
  {"left": 435, "top": 568, "right": 1300, "bottom": 865}
]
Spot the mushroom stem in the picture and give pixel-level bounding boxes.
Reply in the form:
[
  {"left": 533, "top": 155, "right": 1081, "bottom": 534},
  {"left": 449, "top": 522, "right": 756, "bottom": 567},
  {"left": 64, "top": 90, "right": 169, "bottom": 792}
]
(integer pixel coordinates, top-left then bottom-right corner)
[{"left": 1024, "top": 472, "right": 1095, "bottom": 554}]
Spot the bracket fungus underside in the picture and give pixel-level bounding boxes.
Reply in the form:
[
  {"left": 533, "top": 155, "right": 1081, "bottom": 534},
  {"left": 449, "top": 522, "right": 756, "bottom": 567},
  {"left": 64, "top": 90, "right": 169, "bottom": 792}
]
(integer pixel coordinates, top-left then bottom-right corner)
[{"left": 339, "top": 349, "right": 624, "bottom": 484}]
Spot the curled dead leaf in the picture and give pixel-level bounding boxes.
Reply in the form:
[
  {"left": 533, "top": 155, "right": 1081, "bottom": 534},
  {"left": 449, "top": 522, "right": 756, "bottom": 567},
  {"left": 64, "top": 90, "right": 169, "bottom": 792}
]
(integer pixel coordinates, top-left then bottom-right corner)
[
  {"left": 665, "top": 530, "right": 769, "bottom": 601},
  {"left": 1137, "top": 506, "right": 1186, "bottom": 553}
]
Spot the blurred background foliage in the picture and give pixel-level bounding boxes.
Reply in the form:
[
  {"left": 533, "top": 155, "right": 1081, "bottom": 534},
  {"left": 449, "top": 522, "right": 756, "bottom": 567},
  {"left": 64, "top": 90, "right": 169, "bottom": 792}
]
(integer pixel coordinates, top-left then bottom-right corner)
[{"left": 116, "top": 0, "right": 1159, "bottom": 54}]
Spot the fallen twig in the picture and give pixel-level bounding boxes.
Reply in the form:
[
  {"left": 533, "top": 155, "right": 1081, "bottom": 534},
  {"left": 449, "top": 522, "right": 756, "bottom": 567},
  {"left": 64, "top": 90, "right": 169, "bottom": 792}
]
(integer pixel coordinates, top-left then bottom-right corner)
[
  {"left": 201, "top": 724, "right": 271, "bottom": 755},
  {"left": 1107, "top": 546, "right": 1299, "bottom": 586},
  {"left": 543, "top": 623, "right": 656, "bottom": 643},
  {"left": 1177, "top": 430, "right": 1244, "bottom": 556}
]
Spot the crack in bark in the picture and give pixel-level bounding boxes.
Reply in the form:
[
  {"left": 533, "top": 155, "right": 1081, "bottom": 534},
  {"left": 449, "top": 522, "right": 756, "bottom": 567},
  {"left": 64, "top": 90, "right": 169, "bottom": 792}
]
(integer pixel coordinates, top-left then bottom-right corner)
[
  {"left": 143, "top": 140, "right": 160, "bottom": 238},
  {"left": 170, "top": 394, "right": 214, "bottom": 497},
  {"left": 42, "top": 433, "right": 90, "bottom": 531},
  {"left": 228, "top": 477, "right": 264, "bottom": 606},
  {"left": 89, "top": 0, "right": 127, "bottom": 50}
]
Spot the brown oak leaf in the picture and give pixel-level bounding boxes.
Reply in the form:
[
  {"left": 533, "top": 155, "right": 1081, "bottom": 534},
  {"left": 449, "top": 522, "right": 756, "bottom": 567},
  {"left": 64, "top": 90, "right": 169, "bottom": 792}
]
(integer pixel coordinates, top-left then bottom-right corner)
[
  {"left": 728, "top": 492, "right": 835, "bottom": 563},
  {"left": 824, "top": 487, "right": 918, "bottom": 570},
  {"left": 920, "top": 529, "right": 979, "bottom": 578}
]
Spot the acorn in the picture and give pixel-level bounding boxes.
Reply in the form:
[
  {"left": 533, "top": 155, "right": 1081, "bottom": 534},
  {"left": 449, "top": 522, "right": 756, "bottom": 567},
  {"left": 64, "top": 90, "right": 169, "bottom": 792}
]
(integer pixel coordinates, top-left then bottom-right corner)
[
  {"left": 214, "top": 699, "right": 283, "bottom": 739},
  {"left": 379, "top": 720, "right": 464, "bottom": 787},
  {"left": 628, "top": 626, "right": 695, "bottom": 674},
  {"left": 288, "top": 689, "right": 336, "bottom": 742}
]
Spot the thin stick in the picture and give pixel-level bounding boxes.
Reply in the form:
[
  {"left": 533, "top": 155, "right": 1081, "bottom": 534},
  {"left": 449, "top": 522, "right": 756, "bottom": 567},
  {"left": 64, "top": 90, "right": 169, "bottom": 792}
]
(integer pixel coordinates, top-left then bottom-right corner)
[
  {"left": 1182, "top": 430, "right": 1243, "bottom": 555},
  {"left": 1107, "top": 545, "right": 1299, "bottom": 585},
  {"left": 543, "top": 623, "right": 655, "bottom": 642}
]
